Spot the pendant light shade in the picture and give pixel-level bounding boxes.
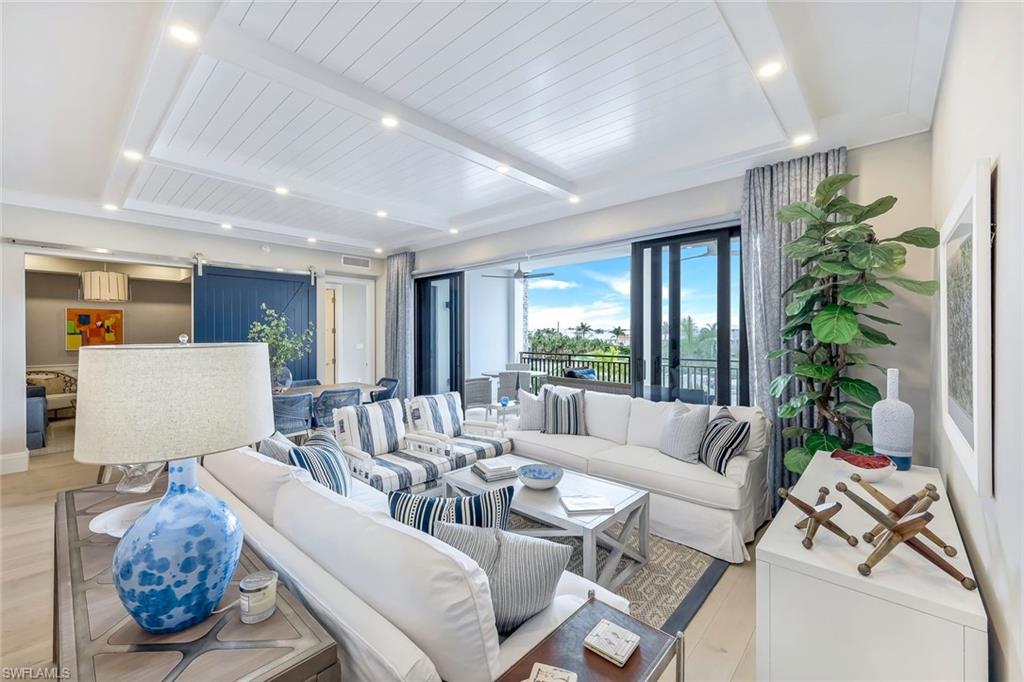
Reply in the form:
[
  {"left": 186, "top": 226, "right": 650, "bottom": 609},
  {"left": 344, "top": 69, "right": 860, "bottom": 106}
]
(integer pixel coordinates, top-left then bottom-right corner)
[{"left": 82, "top": 270, "right": 129, "bottom": 302}]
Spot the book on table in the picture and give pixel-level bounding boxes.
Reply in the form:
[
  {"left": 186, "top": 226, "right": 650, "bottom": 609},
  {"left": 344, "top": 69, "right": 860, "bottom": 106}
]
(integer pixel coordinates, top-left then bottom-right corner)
[
  {"left": 472, "top": 460, "right": 516, "bottom": 482},
  {"left": 582, "top": 618, "right": 640, "bottom": 667},
  {"left": 559, "top": 495, "right": 614, "bottom": 515}
]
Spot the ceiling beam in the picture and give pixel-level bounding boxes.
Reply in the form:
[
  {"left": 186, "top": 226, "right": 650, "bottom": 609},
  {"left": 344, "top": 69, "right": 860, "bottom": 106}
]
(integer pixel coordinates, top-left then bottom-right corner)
[{"left": 201, "top": 19, "right": 577, "bottom": 200}]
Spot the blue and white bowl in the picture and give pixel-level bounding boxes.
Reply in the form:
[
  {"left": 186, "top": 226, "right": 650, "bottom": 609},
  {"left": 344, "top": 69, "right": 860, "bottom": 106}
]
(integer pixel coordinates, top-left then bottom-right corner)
[{"left": 517, "top": 463, "right": 563, "bottom": 490}]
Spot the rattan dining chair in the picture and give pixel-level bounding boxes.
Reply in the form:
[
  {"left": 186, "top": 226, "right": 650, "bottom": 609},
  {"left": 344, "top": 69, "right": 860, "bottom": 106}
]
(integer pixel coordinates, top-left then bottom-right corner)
[
  {"left": 272, "top": 393, "right": 314, "bottom": 437},
  {"left": 372, "top": 377, "right": 400, "bottom": 402}
]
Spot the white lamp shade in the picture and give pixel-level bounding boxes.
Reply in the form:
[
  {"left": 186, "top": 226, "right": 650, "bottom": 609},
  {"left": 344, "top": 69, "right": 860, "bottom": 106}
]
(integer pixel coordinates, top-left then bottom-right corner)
[{"left": 74, "top": 343, "right": 274, "bottom": 465}]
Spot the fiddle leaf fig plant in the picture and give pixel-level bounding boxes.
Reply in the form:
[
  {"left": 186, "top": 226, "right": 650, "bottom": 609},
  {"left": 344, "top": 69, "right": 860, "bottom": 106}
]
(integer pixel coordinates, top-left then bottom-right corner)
[{"left": 770, "top": 174, "right": 940, "bottom": 474}]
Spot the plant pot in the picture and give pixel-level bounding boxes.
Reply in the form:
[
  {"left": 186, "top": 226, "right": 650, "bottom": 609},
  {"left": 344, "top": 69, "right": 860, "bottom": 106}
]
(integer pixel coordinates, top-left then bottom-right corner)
[{"left": 270, "top": 365, "right": 293, "bottom": 392}]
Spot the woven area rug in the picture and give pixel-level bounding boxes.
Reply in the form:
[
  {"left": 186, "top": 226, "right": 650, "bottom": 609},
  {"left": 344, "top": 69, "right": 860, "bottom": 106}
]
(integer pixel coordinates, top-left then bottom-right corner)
[{"left": 509, "top": 514, "right": 728, "bottom": 630}]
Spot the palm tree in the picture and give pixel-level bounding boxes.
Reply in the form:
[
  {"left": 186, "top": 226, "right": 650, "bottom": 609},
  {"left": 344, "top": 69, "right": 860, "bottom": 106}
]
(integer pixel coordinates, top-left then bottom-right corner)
[
  {"left": 609, "top": 326, "right": 627, "bottom": 344},
  {"left": 572, "top": 322, "right": 593, "bottom": 339}
]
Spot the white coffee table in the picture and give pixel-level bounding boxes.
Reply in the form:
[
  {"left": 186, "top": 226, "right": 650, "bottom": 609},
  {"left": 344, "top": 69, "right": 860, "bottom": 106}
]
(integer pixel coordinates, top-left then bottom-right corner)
[{"left": 443, "top": 454, "right": 650, "bottom": 590}]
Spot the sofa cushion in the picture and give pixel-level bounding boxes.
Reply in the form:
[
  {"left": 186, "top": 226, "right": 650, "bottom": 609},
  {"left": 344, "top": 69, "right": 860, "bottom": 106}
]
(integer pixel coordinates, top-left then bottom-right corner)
[
  {"left": 506, "top": 430, "right": 617, "bottom": 471},
  {"left": 659, "top": 403, "right": 709, "bottom": 463},
  {"left": 202, "top": 447, "right": 313, "bottom": 523},
  {"left": 335, "top": 399, "right": 405, "bottom": 456},
  {"left": 388, "top": 485, "right": 514, "bottom": 534},
  {"left": 625, "top": 398, "right": 677, "bottom": 449},
  {"left": 274, "top": 478, "right": 501, "bottom": 682},
  {"left": 517, "top": 389, "right": 545, "bottom": 430},
  {"left": 288, "top": 430, "right": 352, "bottom": 497},
  {"left": 359, "top": 449, "right": 456, "bottom": 494},
  {"left": 434, "top": 522, "right": 570, "bottom": 634},
  {"left": 542, "top": 388, "right": 587, "bottom": 435},
  {"left": 407, "top": 392, "right": 463, "bottom": 437},
  {"left": 584, "top": 391, "right": 632, "bottom": 444},
  {"left": 698, "top": 407, "right": 750, "bottom": 475},
  {"left": 449, "top": 434, "right": 512, "bottom": 467},
  {"left": 586, "top": 444, "right": 757, "bottom": 510}
]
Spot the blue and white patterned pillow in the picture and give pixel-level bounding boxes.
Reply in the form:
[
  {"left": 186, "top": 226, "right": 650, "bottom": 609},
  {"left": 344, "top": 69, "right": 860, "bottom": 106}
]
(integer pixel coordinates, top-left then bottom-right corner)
[
  {"left": 541, "top": 388, "right": 587, "bottom": 436},
  {"left": 406, "top": 392, "right": 464, "bottom": 437},
  {"left": 698, "top": 407, "right": 751, "bottom": 475},
  {"left": 333, "top": 399, "right": 406, "bottom": 456},
  {"left": 387, "top": 485, "right": 514, "bottom": 535},
  {"left": 288, "top": 430, "right": 351, "bottom": 497}
]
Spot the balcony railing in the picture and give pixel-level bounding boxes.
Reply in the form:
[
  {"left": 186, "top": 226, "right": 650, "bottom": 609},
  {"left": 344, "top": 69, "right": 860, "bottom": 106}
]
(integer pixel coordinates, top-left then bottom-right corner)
[{"left": 519, "top": 351, "right": 740, "bottom": 403}]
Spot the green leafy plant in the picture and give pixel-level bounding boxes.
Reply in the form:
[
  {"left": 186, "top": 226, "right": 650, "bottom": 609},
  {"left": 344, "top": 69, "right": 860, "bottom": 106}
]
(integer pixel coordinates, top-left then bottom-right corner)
[
  {"left": 247, "top": 303, "right": 314, "bottom": 370},
  {"left": 770, "top": 174, "right": 940, "bottom": 474}
]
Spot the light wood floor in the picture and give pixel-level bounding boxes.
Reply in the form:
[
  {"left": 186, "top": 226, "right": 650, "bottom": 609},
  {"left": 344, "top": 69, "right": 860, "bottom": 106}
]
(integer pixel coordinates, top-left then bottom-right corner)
[{"left": 0, "top": 426, "right": 758, "bottom": 680}]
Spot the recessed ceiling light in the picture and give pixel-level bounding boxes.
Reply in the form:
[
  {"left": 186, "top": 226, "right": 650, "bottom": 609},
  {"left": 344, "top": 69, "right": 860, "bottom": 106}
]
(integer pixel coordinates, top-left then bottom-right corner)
[
  {"left": 376, "top": 210, "right": 387, "bottom": 218},
  {"left": 93, "top": 248, "right": 111, "bottom": 254},
  {"left": 220, "top": 223, "right": 232, "bottom": 229},
  {"left": 307, "top": 237, "right": 317, "bottom": 243},
  {"left": 449, "top": 228, "right": 459, "bottom": 234},
  {"left": 274, "top": 186, "right": 289, "bottom": 195},
  {"left": 792, "top": 133, "right": 813, "bottom": 146},
  {"left": 381, "top": 116, "right": 399, "bottom": 128},
  {"left": 102, "top": 203, "right": 118, "bottom": 211},
  {"left": 568, "top": 195, "right": 581, "bottom": 204},
  {"left": 168, "top": 24, "right": 199, "bottom": 45},
  {"left": 757, "top": 61, "right": 784, "bottom": 79},
  {"left": 374, "top": 248, "right": 383, "bottom": 254},
  {"left": 275, "top": 268, "right": 285, "bottom": 272},
  {"left": 496, "top": 164, "right": 510, "bottom": 174},
  {"left": 122, "top": 149, "right": 143, "bottom": 161}
]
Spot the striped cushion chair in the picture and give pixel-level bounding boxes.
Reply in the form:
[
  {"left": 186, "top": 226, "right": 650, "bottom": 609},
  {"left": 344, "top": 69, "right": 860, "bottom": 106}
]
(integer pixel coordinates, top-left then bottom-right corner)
[
  {"left": 405, "top": 391, "right": 512, "bottom": 468},
  {"left": 332, "top": 399, "right": 460, "bottom": 494}
]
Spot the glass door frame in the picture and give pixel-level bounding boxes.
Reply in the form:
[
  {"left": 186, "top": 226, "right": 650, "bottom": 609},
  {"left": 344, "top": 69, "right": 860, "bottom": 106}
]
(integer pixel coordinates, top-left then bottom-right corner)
[
  {"left": 630, "top": 226, "right": 749, "bottom": 405},
  {"left": 414, "top": 271, "right": 465, "bottom": 397}
]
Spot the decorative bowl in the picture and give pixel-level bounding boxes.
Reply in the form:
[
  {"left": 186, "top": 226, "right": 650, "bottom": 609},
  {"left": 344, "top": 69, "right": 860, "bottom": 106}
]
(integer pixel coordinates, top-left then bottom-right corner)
[
  {"left": 517, "top": 463, "right": 563, "bottom": 490},
  {"left": 830, "top": 451, "right": 896, "bottom": 483}
]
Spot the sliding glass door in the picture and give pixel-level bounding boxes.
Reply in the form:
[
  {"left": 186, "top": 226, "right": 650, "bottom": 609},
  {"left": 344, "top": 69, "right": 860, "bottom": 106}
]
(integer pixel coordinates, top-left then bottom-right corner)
[
  {"left": 630, "top": 228, "right": 748, "bottom": 405},
  {"left": 415, "top": 272, "right": 464, "bottom": 396}
]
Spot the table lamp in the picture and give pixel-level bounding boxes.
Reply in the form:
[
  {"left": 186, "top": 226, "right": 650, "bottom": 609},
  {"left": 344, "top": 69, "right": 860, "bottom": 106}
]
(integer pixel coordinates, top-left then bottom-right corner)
[{"left": 74, "top": 341, "right": 274, "bottom": 634}]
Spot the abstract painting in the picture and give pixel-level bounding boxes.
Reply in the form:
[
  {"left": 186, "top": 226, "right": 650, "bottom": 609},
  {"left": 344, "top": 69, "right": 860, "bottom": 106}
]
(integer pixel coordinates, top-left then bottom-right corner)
[{"left": 66, "top": 308, "right": 124, "bottom": 351}]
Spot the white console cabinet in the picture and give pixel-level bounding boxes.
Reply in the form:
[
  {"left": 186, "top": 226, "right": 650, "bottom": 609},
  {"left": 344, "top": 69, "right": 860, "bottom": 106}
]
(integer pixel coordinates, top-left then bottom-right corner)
[{"left": 756, "top": 453, "right": 987, "bottom": 681}]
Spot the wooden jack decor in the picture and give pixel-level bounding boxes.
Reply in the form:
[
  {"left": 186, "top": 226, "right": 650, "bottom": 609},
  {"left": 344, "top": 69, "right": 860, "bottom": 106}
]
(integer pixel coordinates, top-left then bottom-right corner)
[
  {"left": 850, "top": 473, "right": 958, "bottom": 557},
  {"left": 834, "top": 481, "right": 977, "bottom": 591},
  {"left": 779, "top": 487, "right": 858, "bottom": 549}
]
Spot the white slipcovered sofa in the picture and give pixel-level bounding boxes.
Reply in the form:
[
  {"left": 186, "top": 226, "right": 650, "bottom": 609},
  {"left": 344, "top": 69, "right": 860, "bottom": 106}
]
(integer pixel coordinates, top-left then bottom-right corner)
[
  {"left": 200, "top": 447, "right": 629, "bottom": 682},
  {"left": 506, "top": 390, "right": 772, "bottom": 562}
]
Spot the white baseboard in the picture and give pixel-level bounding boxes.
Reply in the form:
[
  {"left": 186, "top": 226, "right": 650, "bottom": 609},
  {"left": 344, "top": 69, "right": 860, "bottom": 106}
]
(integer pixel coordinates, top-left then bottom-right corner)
[{"left": 0, "top": 449, "right": 29, "bottom": 475}]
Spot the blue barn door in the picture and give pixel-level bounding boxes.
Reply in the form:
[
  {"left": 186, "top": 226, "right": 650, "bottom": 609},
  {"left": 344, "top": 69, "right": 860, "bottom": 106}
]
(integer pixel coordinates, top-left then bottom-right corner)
[{"left": 192, "top": 266, "right": 317, "bottom": 382}]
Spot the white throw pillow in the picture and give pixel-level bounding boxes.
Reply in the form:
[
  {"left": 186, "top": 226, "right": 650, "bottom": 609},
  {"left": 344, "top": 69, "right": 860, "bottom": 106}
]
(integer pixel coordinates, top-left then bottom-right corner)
[
  {"left": 202, "top": 447, "right": 312, "bottom": 524},
  {"left": 626, "top": 398, "right": 678, "bottom": 449},
  {"left": 517, "top": 388, "right": 545, "bottom": 431},
  {"left": 584, "top": 391, "right": 632, "bottom": 444},
  {"left": 658, "top": 402, "right": 710, "bottom": 463}
]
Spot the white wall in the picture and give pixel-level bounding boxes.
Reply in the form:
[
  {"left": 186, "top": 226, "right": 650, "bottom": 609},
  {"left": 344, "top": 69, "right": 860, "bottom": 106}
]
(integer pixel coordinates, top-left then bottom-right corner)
[
  {"left": 465, "top": 269, "right": 514, "bottom": 380},
  {"left": 929, "top": 3, "right": 1024, "bottom": 679}
]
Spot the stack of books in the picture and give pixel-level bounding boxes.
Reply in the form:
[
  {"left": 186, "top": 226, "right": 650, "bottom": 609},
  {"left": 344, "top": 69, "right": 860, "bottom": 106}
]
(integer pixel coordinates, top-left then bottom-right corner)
[
  {"left": 559, "top": 495, "right": 614, "bottom": 515},
  {"left": 583, "top": 618, "right": 641, "bottom": 667},
  {"left": 472, "top": 458, "right": 517, "bottom": 482}
]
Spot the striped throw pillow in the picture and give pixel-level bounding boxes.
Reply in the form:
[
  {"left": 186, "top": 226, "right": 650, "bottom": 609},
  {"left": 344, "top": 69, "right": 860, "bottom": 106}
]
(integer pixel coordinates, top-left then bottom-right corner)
[
  {"left": 434, "top": 521, "right": 570, "bottom": 634},
  {"left": 288, "top": 430, "right": 351, "bottom": 497},
  {"left": 698, "top": 407, "right": 751, "bottom": 475},
  {"left": 406, "top": 392, "right": 464, "bottom": 437},
  {"left": 387, "top": 485, "right": 514, "bottom": 535},
  {"left": 541, "top": 388, "right": 587, "bottom": 435},
  {"left": 334, "top": 399, "right": 406, "bottom": 456}
]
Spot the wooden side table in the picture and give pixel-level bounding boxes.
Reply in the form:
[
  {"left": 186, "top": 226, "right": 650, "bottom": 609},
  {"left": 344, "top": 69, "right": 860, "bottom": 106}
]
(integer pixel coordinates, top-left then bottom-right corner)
[
  {"left": 55, "top": 481, "right": 338, "bottom": 682},
  {"left": 497, "top": 594, "right": 683, "bottom": 682}
]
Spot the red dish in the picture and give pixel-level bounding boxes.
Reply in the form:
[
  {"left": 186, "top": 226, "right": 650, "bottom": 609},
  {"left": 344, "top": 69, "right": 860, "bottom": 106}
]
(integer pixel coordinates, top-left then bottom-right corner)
[{"left": 830, "top": 450, "right": 893, "bottom": 469}]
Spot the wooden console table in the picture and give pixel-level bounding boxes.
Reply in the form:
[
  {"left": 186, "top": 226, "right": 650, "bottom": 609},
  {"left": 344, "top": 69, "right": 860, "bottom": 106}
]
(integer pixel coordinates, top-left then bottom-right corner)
[{"left": 55, "top": 481, "right": 338, "bottom": 681}]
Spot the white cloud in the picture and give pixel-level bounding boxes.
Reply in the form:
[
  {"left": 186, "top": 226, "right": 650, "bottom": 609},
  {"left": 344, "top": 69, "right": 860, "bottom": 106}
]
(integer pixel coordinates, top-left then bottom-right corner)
[
  {"left": 529, "top": 301, "right": 629, "bottom": 332},
  {"left": 586, "top": 271, "right": 630, "bottom": 296},
  {"left": 528, "top": 278, "right": 579, "bottom": 290}
]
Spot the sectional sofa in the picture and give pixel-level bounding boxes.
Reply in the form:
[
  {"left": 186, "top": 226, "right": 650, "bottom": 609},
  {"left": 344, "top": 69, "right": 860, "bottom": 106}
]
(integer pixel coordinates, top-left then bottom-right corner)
[
  {"left": 200, "top": 447, "right": 629, "bottom": 682},
  {"left": 505, "top": 390, "right": 771, "bottom": 563}
]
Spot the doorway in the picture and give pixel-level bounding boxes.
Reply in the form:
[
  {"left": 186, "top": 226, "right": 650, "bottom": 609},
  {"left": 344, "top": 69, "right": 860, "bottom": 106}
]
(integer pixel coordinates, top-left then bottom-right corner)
[
  {"left": 326, "top": 278, "right": 375, "bottom": 385},
  {"left": 415, "top": 272, "right": 464, "bottom": 396}
]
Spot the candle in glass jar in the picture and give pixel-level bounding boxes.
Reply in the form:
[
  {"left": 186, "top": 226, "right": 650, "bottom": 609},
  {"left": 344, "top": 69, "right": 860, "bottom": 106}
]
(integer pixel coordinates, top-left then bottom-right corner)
[{"left": 239, "top": 570, "right": 278, "bottom": 624}]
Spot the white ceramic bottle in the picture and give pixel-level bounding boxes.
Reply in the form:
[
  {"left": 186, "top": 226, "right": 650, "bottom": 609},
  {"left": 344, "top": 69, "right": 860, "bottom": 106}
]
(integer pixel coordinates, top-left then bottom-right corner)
[{"left": 871, "top": 368, "right": 914, "bottom": 470}]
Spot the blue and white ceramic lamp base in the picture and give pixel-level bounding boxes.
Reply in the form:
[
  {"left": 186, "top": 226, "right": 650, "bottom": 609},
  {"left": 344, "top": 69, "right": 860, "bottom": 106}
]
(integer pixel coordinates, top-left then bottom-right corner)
[{"left": 112, "top": 457, "right": 243, "bottom": 634}]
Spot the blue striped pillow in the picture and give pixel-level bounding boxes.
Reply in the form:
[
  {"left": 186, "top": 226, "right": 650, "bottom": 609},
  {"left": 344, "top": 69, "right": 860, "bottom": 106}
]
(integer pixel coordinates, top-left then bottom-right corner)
[
  {"left": 388, "top": 486, "right": 514, "bottom": 535},
  {"left": 541, "top": 389, "right": 587, "bottom": 436},
  {"left": 288, "top": 430, "right": 351, "bottom": 497}
]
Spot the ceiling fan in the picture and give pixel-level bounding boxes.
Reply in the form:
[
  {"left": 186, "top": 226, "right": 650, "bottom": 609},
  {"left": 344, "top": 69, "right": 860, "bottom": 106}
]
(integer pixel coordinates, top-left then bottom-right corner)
[{"left": 482, "top": 262, "right": 554, "bottom": 280}]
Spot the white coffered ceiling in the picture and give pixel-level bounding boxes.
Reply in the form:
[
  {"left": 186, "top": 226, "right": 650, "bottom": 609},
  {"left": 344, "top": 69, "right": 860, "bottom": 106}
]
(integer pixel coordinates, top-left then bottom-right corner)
[{"left": 1, "top": 1, "right": 955, "bottom": 256}]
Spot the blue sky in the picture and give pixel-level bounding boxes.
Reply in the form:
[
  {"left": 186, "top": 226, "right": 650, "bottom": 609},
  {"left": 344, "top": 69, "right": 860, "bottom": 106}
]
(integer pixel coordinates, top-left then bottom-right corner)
[{"left": 527, "top": 245, "right": 740, "bottom": 334}]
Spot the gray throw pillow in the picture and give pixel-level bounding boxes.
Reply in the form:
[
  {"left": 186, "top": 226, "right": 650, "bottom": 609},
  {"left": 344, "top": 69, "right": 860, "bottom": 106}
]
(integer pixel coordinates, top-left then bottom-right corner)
[
  {"left": 517, "top": 388, "right": 545, "bottom": 431},
  {"left": 659, "top": 402, "right": 710, "bottom": 463},
  {"left": 257, "top": 431, "right": 295, "bottom": 464},
  {"left": 434, "top": 521, "right": 570, "bottom": 634}
]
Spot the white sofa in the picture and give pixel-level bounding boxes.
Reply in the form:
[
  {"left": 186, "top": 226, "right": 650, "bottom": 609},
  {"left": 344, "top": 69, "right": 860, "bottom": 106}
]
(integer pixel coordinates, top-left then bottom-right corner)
[
  {"left": 200, "top": 447, "right": 629, "bottom": 682},
  {"left": 506, "top": 390, "right": 772, "bottom": 563}
]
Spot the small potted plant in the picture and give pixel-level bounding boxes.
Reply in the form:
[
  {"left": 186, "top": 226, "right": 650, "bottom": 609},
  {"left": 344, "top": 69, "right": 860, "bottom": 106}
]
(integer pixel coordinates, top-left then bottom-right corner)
[{"left": 247, "top": 303, "right": 314, "bottom": 391}]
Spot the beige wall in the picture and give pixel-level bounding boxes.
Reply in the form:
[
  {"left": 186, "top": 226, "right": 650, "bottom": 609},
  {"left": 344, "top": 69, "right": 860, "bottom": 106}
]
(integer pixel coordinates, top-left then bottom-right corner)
[
  {"left": 25, "top": 271, "right": 191, "bottom": 367},
  {"left": 929, "top": 3, "right": 1024, "bottom": 679}
]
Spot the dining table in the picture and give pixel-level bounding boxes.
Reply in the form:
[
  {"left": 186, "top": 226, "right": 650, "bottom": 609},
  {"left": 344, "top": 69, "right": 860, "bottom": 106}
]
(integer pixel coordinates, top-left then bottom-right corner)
[{"left": 279, "top": 381, "right": 383, "bottom": 403}]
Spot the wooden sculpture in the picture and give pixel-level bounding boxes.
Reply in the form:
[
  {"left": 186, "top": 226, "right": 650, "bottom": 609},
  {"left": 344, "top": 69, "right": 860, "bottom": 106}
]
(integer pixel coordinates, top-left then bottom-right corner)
[
  {"left": 850, "top": 473, "right": 958, "bottom": 557},
  {"left": 778, "top": 486, "right": 858, "bottom": 549},
  {"left": 834, "top": 481, "right": 976, "bottom": 590}
]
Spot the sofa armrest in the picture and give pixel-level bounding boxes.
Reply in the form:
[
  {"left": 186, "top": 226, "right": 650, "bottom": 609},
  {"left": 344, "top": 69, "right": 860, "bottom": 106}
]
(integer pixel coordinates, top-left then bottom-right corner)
[
  {"left": 404, "top": 432, "right": 448, "bottom": 457},
  {"left": 462, "top": 420, "right": 502, "bottom": 437},
  {"left": 407, "top": 431, "right": 448, "bottom": 444},
  {"left": 341, "top": 446, "right": 375, "bottom": 479}
]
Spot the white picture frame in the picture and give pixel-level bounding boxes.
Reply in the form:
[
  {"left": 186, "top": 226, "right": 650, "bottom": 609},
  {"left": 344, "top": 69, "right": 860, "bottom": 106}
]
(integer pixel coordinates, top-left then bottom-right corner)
[{"left": 938, "top": 158, "right": 993, "bottom": 496}]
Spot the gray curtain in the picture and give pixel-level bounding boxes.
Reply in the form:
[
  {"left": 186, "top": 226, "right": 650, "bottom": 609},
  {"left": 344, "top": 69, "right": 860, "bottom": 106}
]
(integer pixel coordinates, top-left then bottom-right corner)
[
  {"left": 741, "top": 147, "right": 847, "bottom": 511},
  {"left": 384, "top": 252, "right": 415, "bottom": 401}
]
